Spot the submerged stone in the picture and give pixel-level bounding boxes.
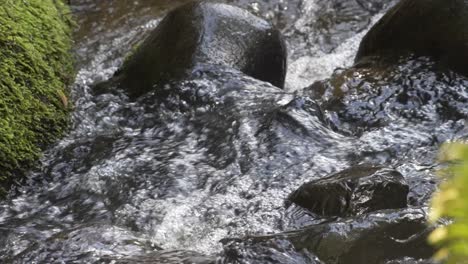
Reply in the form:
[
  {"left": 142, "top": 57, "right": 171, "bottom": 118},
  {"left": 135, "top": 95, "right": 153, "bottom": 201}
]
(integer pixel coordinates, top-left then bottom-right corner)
[
  {"left": 355, "top": 0, "right": 468, "bottom": 77},
  {"left": 304, "top": 57, "right": 468, "bottom": 137},
  {"left": 221, "top": 238, "right": 323, "bottom": 264},
  {"left": 287, "top": 165, "right": 409, "bottom": 217},
  {"left": 235, "top": 208, "right": 434, "bottom": 264},
  {"left": 113, "top": 1, "right": 287, "bottom": 98}
]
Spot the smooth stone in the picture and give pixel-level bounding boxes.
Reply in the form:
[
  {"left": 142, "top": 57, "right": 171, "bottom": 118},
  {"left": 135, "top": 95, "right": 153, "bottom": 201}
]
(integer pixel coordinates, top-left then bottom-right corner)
[{"left": 113, "top": 1, "right": 287, "bottom": 98}]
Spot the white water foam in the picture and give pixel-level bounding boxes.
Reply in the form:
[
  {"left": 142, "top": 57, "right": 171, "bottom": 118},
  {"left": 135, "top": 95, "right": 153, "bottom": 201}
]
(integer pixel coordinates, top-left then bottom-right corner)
[{"left": 285, "top": 12, "right": 384, "bottom": 91}]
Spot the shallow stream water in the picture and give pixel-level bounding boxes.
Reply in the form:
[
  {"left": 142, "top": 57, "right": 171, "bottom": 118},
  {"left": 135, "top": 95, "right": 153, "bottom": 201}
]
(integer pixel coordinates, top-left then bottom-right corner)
[{"left": 0, "top": 0, "right": 467, "bottom": 263}]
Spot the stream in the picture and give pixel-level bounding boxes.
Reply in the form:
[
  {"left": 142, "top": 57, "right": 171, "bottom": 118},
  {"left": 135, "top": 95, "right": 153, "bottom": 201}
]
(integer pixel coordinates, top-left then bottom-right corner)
[{"left": 1, "top": 0, "right": 467, "bottom": 263}]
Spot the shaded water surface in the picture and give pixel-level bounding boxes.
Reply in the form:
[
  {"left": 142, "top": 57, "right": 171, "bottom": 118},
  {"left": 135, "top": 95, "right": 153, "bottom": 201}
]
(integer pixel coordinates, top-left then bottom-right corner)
[{"left": 0, "top": 0, "right": 467, "bottom": 263}]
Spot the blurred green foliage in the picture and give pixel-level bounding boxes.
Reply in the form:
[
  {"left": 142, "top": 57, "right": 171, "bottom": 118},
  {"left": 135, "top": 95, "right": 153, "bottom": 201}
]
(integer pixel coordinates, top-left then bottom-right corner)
[{"left": 429, "top": 143, "right": 468, "bottom": 263}]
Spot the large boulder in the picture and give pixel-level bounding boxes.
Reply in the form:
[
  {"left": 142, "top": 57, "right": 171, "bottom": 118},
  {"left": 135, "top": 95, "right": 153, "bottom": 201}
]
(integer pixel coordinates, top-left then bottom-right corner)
[
  {"left": 287, "top": 165, "right": 409, "bottom": 217},
  {"left": 113, "top": 1, "right": 287, "bottom": 98},
  {"left": 355, "top": 0, "right": 468, "bottom": 76}
]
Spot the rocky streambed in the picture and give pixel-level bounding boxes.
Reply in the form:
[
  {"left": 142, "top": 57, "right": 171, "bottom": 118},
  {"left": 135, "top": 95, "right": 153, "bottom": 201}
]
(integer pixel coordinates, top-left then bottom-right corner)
[{"left": 0, "top": 0, "right": 467, "bottom": 263}]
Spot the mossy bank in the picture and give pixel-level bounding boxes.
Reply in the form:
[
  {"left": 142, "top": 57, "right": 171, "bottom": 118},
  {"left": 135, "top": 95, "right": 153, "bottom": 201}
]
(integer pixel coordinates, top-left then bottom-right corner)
[{"left": 0, "top": 0, "right": 74, "bottom": 195}]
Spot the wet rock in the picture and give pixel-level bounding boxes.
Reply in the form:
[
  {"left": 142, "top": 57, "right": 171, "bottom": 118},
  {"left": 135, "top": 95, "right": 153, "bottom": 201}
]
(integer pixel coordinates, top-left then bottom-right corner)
[
  {"left": 240, "top": 208, "right": 434, "bottom": 264},
  {"left": 356, "top": 0, "right": 468, "bottom": 77},
  {"left": 287, "top": 165, "right": 409, "bottom": 217},
  {"left": 113, "top": 1, "right": 287, "bottom": 98}
]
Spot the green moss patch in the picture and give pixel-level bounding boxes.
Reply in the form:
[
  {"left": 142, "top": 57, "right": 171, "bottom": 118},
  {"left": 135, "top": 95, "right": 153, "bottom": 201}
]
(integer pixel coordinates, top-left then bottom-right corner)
[{"left": 0, "top": 0, "right": 74, "bottom": 195}]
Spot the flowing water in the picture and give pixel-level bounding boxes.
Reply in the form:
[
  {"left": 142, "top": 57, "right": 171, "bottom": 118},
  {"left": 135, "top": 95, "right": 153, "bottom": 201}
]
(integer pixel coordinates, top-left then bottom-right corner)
[{"left": 0, "top": 0, "right": 467, "bottom": 263}]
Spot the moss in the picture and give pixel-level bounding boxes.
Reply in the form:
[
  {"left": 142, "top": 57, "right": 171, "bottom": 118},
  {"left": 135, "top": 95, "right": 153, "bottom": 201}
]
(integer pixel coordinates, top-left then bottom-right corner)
[{"left": 0, "top": 0, "right": 74, "bottom": 195}]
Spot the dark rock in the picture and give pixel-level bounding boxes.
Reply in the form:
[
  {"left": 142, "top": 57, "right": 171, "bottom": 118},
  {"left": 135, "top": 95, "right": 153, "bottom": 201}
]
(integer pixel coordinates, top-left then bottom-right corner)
[
  {"left": 355, "top": 0, "right": 468, "bottom": 77},
  {"left": 287, "top": 165, "right": 409, "bottom": 217},
  {"left": 113, "top": 1, "right": 287, "bottom": 98},
  {"left": 240, "top": 208, "right": 434, "bottom": 264}
]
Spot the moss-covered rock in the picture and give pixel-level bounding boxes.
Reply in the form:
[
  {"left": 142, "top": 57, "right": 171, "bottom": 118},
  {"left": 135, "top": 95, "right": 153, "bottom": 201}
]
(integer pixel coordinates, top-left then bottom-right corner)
[{"left": 0, "top": 0, "right": 74, "bottom": 195}]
